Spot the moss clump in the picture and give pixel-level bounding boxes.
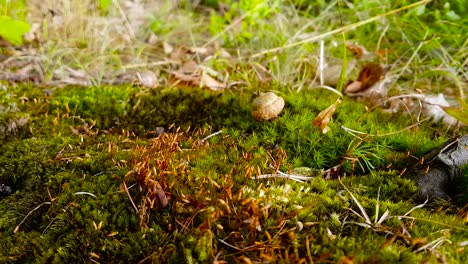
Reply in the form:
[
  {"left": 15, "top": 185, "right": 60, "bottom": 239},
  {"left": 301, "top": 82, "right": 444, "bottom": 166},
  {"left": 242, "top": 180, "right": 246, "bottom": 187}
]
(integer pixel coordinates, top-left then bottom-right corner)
[{"left": 0, "top": 84, "right": 466, "bottom": 263}]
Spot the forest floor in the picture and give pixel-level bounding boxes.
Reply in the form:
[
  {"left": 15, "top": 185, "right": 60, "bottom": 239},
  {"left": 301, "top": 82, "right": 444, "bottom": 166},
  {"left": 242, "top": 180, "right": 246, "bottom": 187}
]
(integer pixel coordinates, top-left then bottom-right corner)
[{"left": 0, "top": 0, "right": 467, "bottom": 263}]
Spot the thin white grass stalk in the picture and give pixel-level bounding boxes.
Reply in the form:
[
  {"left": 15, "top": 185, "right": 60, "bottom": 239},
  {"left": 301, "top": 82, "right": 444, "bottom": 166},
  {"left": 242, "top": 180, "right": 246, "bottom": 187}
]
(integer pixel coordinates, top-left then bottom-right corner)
[
  {"left": 200, "top": 130, "right": 223, "bottom": 143},
  {"left": 218, "top": 239, "right": 242, "bottom": 251},
  {"left": 250, "top": 0, "right": 431, "bottom": 58},
  {"left": 315, "top": 85, "right": 344, "bottom": 97},
  {"left": 415, "top": 237, "right": 451, "bottom": 253},
  {"left": 401, "top": 200, "right": 427, "bottom": 218},
  {"left": 14, "top": 202, "right": 52, "bottom": 233},
  {"left": 253, "top": 174, "right": 304, "bottom": 182},
  {"left": 348, "top": 221, "right": 373, "bottom": 229},
  {"left": 374, "top": 187, "right": 381, "bottom": 224},
  {"left": 339, "top": 176, "right": 372, "bottom": 225},
  {"left": 340, "top": 117, "right": 430, "bottom": 138},
  {"left": 347, "top": 208, "right": 371, "bottom": 226},
  {"left": 74, "top": 192, "right": 97, "bottom": 197},
  {"left": 377, "top": 209, "right": 390, "bottom": 225},
  {"left": 252, "top": 170, "right": 316, "bottom": 182},
  {"left": 123, "top": 181, "right": 139, "bottom": 212},
  {"left": 319, "top": 40, "right": 325, "bottom": 86}
]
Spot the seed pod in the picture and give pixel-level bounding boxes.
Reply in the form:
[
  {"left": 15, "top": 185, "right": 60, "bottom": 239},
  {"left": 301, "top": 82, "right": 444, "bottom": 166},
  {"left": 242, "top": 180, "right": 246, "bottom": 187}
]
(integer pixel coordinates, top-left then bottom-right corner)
[{"left": 252, "top": 92, "right": 285, "bottom": 121}]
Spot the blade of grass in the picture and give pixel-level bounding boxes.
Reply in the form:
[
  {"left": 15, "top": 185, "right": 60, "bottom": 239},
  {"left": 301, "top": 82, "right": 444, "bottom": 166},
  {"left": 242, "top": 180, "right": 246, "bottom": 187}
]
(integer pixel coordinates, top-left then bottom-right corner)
[{"left": 250, "top": 0, "right": 432, "bottom": 58}]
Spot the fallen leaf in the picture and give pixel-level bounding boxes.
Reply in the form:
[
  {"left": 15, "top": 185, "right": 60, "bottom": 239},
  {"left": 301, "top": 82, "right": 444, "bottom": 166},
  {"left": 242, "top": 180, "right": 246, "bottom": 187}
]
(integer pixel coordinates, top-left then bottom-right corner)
[
  {"left": 345, "top": 63, "right": 383, "bottom": 94},
  {"left": 180, "top": 60, "right": 199, "bottom": 73},
  {"left": 345, "top": 81, "right": 363, "bottom": 93},
  {"left": 313, "top": 98, "right": 341, "bottom": 133},
  {"left": 169, "top": 67, "right": 226, "bottom": 91},
  {"left": 346, "top": 43, "right": 370, "bottom": 59}
]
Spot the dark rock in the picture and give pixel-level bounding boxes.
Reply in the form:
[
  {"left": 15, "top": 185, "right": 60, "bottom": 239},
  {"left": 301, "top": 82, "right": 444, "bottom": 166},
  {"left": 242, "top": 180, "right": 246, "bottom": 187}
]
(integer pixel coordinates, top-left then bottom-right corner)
[
  {"left": 0, "top": 184, "right": 12, "bottom": 197},
  {"left": 406, "top": 135, "right": 468, "bottom": 203}
]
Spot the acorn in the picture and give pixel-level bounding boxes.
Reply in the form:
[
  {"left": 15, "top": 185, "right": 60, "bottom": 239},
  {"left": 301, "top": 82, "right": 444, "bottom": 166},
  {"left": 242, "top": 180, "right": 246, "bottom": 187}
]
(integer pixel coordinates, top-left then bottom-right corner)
[{"left": 252, "top": 92, "right": 285, "bottom": 121}]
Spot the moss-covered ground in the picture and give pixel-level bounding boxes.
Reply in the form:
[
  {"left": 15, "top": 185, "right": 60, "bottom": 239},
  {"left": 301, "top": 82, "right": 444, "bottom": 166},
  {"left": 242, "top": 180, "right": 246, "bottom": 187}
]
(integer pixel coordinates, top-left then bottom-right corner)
[{"left": 0, "top": 84, "right": 466, "bottom": 263}]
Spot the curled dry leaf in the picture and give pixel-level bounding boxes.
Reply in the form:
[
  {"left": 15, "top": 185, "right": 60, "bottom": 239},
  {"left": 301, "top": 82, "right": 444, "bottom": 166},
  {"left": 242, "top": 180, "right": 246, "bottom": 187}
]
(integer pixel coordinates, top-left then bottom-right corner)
[
  {"left": 169, "top": 62, "right": 227, "bottom": 91},
  {"left": 313, "top": 98, "right": 341, "bottom": 133},
  {"left": 345, "top": 63, "right": 391, "bottom": 105},
  {"left": 345, "top": 63, "right": 384, "bottom": 93},
  {"left": 346, "top": 42, "right": 391, "bottom": 61}
]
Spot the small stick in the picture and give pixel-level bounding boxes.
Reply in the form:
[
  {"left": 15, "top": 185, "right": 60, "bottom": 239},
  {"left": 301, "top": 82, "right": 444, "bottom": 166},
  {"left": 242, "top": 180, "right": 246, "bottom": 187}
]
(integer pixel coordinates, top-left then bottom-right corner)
[
  {"left": 252, "top": 170, "right": 316, "bottom": 182},
  {"left": 218, "top": 239, "right": 242, "bottom": 251},
  {"left": 200, "top": 130, "right": 223, "bottom": 143},
  {"left": 74, "top": 192, "right": 96, "bottom": 198},
  {"left": 14, "top": 202, "right": 52, "bottom": 233},
  {"left": 123, "top": 182, "right": 139, "bottom": 212}
]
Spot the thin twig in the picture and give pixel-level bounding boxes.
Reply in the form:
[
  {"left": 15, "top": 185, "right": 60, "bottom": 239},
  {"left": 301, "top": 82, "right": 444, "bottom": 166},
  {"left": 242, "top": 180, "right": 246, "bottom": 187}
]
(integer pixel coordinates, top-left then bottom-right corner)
[
  {"left": 218, "top": 239, "right": 242, "bottom": 251},
  {"left": 123, "top": 182, "right": 139, "bottom": 212},
  {"left": 14, "top": 202, "right": 52, "bottom": 233},
  {"left": 200, "top": 130, "right": 223, "bottom": 143},
  {"left": 252, "top": 170, "right": 316, "bottom": 182},
  {"left": 250, "top": 0, "right": 431, "bottom": 58},
  {"left": 74, "top": 192, "right": 96, "bottom": 198},
  {"left": 314, "top": 85, "right": 343, "bottom": 97}
]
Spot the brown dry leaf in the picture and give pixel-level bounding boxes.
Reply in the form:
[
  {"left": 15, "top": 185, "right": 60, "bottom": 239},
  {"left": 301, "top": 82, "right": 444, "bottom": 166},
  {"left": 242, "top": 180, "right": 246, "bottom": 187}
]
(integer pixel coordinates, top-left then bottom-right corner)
[
  {"left": 169, "top": 67, "right": 226, "bottom": 91},
  {"left": 313, "top": 98, "right": 341, "bottom": 133},
  {"left": 180, "top": 60, "right": 199, "bottom": 73},
  {"left": 346, "top": 42, "right": 390, "bottom": 61},
  {"left": 346, "top": 63, "right": 383, "bottom": 94},
  {"left": 346, "top": 43, "right": 370, "bottom": 59}
]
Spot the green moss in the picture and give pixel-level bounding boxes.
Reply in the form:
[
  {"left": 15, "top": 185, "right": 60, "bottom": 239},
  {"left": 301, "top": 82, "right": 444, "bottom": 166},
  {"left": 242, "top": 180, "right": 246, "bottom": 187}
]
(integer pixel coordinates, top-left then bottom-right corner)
[{"left": 0, "top": 84, "right": 466, "bottom": 263}]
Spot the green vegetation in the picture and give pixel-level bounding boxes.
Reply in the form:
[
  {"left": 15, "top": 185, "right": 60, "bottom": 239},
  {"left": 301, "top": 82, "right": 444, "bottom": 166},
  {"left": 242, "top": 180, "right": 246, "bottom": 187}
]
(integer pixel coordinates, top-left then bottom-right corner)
[
  {"left": 0, "top": 0, "right": 467, "bottom": 263},
  {"left": 0, "top": 84, "right": 466, "bottom": 263}
]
